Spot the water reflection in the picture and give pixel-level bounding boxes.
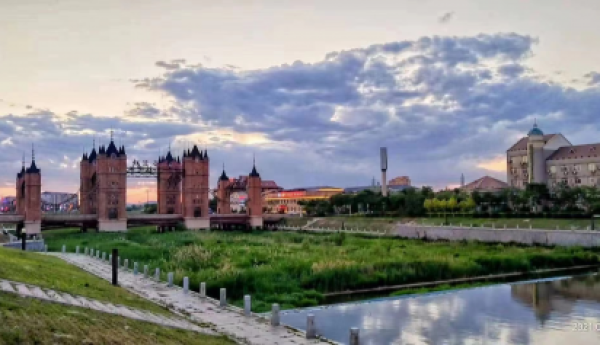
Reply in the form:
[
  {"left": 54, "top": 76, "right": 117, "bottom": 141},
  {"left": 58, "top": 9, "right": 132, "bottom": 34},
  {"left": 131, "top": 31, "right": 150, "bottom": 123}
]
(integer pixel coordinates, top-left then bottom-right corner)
[{"left": 280, "top": 274, "right": 600, "bottom": 345}]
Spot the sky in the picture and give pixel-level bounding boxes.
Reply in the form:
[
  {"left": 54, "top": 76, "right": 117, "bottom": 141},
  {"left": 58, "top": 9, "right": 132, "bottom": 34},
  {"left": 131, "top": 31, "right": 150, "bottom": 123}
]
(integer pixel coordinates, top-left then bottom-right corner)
[{"left": 1, "top": 0, "right": 600, "bottom": 203}]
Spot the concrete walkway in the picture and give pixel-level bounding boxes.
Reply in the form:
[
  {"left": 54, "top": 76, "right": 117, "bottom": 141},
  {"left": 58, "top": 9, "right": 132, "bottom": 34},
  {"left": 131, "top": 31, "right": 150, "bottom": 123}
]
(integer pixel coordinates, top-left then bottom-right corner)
[
  {"left": 49, "top": 253, "right": 331, "bottom": 345},
  {"left": 0, "top": 278, "right": 211, "bottom": 334}
]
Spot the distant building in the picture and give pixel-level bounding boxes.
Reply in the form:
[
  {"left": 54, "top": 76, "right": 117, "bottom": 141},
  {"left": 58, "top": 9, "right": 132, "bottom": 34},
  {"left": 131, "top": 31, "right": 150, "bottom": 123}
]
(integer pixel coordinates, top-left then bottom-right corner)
[
  {"left": 264, "top": 186, "right": 344, "bottom": 214},
  {"left": 462, "top": 176, "right": 509, "bottom": 194},
  {"left": 389, "top": 176, "right": 411, "bottom": 186},
  {"left": 41, "top": 191, "right": 78, "bottom": 211},
  {"left": 507, "top": 123, "right": 600, "bottom": 189},
  {"left": 214, "top": 176, "right": 283, "bottom": 212}
]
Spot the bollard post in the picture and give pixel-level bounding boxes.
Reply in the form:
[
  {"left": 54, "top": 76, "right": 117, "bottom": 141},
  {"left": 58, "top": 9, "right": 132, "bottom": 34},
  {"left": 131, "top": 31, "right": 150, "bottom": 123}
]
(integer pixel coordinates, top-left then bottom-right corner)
[
  {"left": 306, "top": 314, "right": 316, "bottom": 339},
  {"left": 44, "top": 244, "right": 48, "bottom": 252},
  {"left": 200, "top": 282, "right": 206, "bottom": 298},
  {"left": 62, "top": 245, "right": 66, "bottom": 253},
  {"left": 85, "top": 247, "right": 88, "bottom": 255},
  {"left": 244, "top": 295, "right": 251, "bottom": 316},
  {"left": 271, "top": 303, "right": 280, "bottom": 325},
  {"left": 109, "top": 254, "right": 112, "bottom": 263},
  {"left": 133, "top": 262, "right": 139, "bottom": 275},
  {"left": 183, "top": 277, "right": 189, "bottom": 294},
  {"left": 349, "top": 327, "right": 360, "bottom": 345},
  {"left": 168, "top": 272, "right": 174, "bottom": 287},
  {"left": 517, "top": 224, "right": 520, "bottom": 229},
  {"left": 143, "top": 265, "right": 149, "bottom": 278},
  {"left": 124, "top": 259, "right": 129, "bottom": 270},
  {"left": 112, "top": 249, "right": 118, "bottom": 286},
  {"left": 220, "top": 288, "right": 227, "bottom": 307},
  {"left": 76, "top": 246, "right": 80, "bottom": 254},
  {"left": 155, "top": 268, "right": 160, "bottom": 281},
  {"left": 530, "top": 224, "right": 532, "bottom": 229},
  {"left": 118, "top": 256, "right": 121, "bottom": 267},
  {"left": 102, "top": 252, "right": 106, "bottom": 261}
]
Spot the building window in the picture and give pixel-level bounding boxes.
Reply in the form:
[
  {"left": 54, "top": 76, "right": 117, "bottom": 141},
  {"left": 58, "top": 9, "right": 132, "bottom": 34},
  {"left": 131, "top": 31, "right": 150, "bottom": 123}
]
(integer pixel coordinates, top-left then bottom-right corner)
[
  {"left": 522, "top": 156, "right": 528, "bottom": 163},
  {"left": 589, "top": 163, "right": 597, "bottom": 172},
  {"left": 575, "top": 165, "right": 582, "bottom": 172},
  {"left": 550, "top": 166, "right": 557, "bottom": 173}
]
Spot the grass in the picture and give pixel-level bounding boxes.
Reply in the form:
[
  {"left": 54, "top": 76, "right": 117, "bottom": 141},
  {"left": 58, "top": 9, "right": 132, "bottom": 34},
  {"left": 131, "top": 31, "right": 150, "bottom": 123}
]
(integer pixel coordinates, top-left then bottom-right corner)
[
  {"left": 0, "top": 291, "right": 234, "bottom": 345},
  {"left": 43, "top": 226, "right": 600, "bottom": 313},
  {"left": 0, "top": 246, "right": 171, "bottom": 315},
  {"left": 289, "top": 216, "right": 596, "bottom": 231}
]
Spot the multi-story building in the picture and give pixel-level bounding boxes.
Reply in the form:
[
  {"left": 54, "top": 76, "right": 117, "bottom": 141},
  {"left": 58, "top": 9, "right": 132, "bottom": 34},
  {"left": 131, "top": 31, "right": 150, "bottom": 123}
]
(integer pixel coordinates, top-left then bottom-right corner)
[
  {"left": 389, "top": 176, "right": 411, "bottom": 186},
  {"left": 264, "top": 186, "right": 344, "bottom": 214},
  {"left": 507, "top": 123, "right": 600, "bottom": 189}
]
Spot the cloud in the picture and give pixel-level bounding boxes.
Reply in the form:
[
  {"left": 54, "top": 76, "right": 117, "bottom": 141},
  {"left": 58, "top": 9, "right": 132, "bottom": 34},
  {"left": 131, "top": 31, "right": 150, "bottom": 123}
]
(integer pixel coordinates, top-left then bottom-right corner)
[
  {"left": 3, "top": 33, "right": 600, "bottom": 197},
  {"left": 585, "top": 71, "right": 600, "bottom": 86},
  {"left": 438, "top": 12, "right": 454, "bottom": 24},
  {"left": 155, "top": 60, "right": 183, "bottom": 70}
]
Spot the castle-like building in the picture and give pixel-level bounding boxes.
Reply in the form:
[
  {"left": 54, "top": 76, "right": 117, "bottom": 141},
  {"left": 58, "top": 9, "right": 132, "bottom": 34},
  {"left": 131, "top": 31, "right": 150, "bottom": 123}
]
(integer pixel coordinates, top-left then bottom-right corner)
[{"left": 507, "top": 123, "right": 600, "bottom": 189}]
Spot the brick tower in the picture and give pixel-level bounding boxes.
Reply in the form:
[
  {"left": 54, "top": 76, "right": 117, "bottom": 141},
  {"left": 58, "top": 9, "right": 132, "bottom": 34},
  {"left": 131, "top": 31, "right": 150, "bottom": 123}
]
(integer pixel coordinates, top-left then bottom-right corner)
[
  {"left": 216, "top": 165, "right": 231, "bottom": 214},
  {"left": 157, "top": 149, "right": 182, "bottom": 214},
  {"left": 15, "top": 154, "right": 26, "bottom": 217},
  {"left": 79, "top": 144, "right": 98, "bottom": 215},
  {"left": 96, "top": 137, "right": 127, "bottom": 232},
  {"left": 181, "top": 145, "right": 209, "bottom": 229},
  {"left": 246, "top": 157, "right": 263, "bottom": 228},
  {"left": 24, "top": 148, "right": 42, "bottom": 235}
]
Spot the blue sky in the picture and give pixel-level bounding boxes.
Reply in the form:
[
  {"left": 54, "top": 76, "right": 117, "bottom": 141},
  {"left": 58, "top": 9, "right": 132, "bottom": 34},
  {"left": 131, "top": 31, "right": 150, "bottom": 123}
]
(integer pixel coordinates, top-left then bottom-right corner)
[{"left": 1, "top": 0, "right": 600, "bottom": 201}]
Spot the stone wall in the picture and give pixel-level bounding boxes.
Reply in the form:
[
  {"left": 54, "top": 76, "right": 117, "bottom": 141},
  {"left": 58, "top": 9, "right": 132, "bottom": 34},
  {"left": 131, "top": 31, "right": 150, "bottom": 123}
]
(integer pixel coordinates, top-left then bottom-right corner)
[{"left": 392, "top": 225, "right": 600, "bottom": 247}]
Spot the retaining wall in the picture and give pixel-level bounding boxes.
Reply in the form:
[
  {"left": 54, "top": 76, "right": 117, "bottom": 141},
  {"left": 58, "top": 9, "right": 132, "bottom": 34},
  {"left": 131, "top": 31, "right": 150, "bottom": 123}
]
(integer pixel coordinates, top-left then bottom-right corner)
[{"left": 392, "top": 225, "right": 600, "bottom": 247}]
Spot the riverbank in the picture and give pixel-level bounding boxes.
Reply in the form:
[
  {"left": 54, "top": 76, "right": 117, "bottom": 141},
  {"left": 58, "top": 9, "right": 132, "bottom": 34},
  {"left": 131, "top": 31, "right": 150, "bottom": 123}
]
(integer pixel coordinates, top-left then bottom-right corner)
[
  {"left": 287, "top": 216, "right": 595, "bottom": 231},
  {"left": 43, "top": 226, "right": 600, "bottom": 312}
]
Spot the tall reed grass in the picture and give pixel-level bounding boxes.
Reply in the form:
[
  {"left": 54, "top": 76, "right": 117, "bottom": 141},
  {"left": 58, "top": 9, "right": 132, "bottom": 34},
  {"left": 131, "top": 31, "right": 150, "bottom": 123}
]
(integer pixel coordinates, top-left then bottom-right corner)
[{"left": 44, "top": 227, "right": 600, "bottom": 312}]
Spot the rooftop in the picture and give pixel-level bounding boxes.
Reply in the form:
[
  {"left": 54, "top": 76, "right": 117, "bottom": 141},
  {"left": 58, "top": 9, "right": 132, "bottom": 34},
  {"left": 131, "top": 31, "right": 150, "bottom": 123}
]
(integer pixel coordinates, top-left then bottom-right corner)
[
  {"left": 546, "top": 143, "right": 600, "bottom": 161},
  {"left": 462, "top": 176, "right": 508, "bottom": 192}
]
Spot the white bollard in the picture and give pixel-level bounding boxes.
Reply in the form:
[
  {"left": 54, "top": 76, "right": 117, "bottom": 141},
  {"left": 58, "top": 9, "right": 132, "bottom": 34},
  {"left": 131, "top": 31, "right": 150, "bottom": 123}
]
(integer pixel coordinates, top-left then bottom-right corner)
[
  {"left": 168, "top": 272, "right": 174, "bottom": 287},
  {"left": 271, "top": 303, "right": 280, "bottom": 325},
  {"left": 200, "top": 282, "right": 206, "bottom": 298},
  {"left": 133, "top": 262, "right": 139, "bottom": 275},
  {"left": 244, "top": 295, "right": 251, "bottom": 316},
  {"left": 85, "top": 247, "right": 88, "bottom": 255},
  {"left": 143, "top": 265, "right": 149, "bottom": 278},
  {"left": 155, "top": 268, "right": 160, "bottom": 281},
  {"left": 118, "top": 257, "right": 121, "bottom": 267},
  {"left": 109, "top": 254, "right": 112, "bottom": 262},
  {"left": 44, "top": 245, "right": 48, "bottom": 252},
  {"left": 62, "top": 245, "right": 66, "bottom": 253},
  {"left": 102, "top": 252, "right": 106, "bottom": 261},
  {"left": 306, "top": 314, "right": 316, "bottom": 339},
  {"left": 124, "top": 259, "right": 128, "bottom": 269},
  {"left": 220, "top": 288, "right": 227, "bottom": 307},
  {"left": 556, "top": 225, "right": 559, "bottom": 230},
  {"left": 349, "top": 327, "right": 360, "bottom": 345},
  {"left": 183, "top": 277, "right": 189, "bottom": 294},
  {"left": 517, "top": 224, "right": 520, "bottom": 229},
  {"left": 76, "top": 246, "right": 80, "bottom": 254}
]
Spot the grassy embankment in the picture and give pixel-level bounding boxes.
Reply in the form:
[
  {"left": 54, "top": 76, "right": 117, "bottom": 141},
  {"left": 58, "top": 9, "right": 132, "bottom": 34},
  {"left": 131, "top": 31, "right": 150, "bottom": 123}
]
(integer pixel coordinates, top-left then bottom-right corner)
[
  {"left": 0, "top": 291, "right": 234, "bottom": 345},
  {"left": 287, "top": 216, "right": 595, "bottom": 231},
  {"left": 0, "top": 246, "right": 170, "bottom": 315},
  {"left": 44, "top": 226, "right": 600, "bottom": 312}
]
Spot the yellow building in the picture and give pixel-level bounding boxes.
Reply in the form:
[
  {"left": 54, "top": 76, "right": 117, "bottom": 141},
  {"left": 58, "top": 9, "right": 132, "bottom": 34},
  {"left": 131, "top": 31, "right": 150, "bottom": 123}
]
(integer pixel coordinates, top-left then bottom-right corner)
[{"left": 264, "top": 186, "right": 344, "bottom": 214}]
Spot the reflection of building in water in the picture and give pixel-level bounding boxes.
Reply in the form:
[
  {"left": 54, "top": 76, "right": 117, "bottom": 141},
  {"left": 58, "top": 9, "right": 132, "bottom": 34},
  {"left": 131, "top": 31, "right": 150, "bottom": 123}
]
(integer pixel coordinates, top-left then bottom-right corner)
[{"left": 511, "top": 275, "right": 600, "bottom": 323}]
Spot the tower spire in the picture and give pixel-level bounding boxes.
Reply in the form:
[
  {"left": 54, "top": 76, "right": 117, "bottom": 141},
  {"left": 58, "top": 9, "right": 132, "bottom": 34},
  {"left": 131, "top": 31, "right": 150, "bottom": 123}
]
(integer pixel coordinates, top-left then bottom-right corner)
[
  {"left": 93, "top": 136, "right": 96, "bottom": 149},
  {"left": 22, "top": 152, "right": 25, "bottom": 168},
  {"left": 110, "top": 128, "right": 114, "bottom": 142},
  {"left": 32, "top": 143, "right": 35, "bottom": 162}
]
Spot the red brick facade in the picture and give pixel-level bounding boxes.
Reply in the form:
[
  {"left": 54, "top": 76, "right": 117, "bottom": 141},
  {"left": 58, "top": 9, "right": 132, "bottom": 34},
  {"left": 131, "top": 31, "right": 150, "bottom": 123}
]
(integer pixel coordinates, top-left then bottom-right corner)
[
  {"left": 15, "top": 152, "right": 41, "bottom": 235},
  {"left": 182, "top": 145, "right": 209, "bottom": 218},
  {"left": 157, "top": 151, "right": 182, "bottom": 214}
]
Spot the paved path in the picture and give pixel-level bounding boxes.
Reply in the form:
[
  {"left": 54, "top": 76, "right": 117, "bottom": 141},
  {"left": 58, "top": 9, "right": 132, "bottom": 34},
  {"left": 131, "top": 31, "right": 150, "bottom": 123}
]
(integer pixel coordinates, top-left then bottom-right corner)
[
  {"left": 0, "top": 278, "right": 210, "bottom": 334},
  {"left": 50, "top": 253, "right": 332, "bottom": 345}
]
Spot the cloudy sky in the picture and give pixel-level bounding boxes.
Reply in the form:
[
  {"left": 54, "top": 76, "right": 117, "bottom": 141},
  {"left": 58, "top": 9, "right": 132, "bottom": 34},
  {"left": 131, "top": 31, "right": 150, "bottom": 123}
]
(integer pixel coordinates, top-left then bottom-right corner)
[{"left": 1, "top": 0, "right": 600, "bottom": 202}]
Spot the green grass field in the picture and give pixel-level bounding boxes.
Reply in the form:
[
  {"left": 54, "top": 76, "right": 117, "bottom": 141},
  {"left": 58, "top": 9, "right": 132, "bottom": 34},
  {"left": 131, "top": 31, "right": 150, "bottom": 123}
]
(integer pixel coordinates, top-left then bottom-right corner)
[
  {"left": 43, "top": 226, "right": 600, "bottom": 312},
  {"left": 288, "top": 216, "right": 595, "bottom": 231},
  {"left": 0, "top": 291, "right": 233, "bottom": 345},
  {"left": 0, "top": 247, "right": 171, "bottom": 315}
]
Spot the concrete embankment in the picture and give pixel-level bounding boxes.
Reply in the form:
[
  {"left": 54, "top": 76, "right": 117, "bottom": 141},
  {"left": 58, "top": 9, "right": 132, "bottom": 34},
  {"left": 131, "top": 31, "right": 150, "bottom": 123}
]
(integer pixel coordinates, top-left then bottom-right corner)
[{"left": 392, "top": 225, "right": 600, "bottom": 247}]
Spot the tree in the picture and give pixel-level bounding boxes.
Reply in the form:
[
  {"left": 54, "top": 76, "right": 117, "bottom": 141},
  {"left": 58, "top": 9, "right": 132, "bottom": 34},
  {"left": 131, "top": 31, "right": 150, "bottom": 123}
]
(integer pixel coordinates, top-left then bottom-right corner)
[
  {"left": 447, "top": 197, "right": 458, "bottom": 215},
  {"left": 424, "top": 199, "right": 433, "bottom": 214},
  {"left": 143, "top": 204, "right": 157, "bottom": 214}
]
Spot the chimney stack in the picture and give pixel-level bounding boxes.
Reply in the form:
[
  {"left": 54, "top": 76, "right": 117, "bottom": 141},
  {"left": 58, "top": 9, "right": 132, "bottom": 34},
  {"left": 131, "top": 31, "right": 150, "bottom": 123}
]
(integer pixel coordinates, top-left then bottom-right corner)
[{"left": 380, "top": 147, "right": 388, "bottom": 197}]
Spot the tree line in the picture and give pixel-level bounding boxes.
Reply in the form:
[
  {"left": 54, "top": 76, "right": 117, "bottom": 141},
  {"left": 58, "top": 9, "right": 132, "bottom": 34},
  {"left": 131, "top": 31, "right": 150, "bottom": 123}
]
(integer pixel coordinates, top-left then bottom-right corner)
[{"left": 297, "top": 183, "right": 600, "bottom": 218}]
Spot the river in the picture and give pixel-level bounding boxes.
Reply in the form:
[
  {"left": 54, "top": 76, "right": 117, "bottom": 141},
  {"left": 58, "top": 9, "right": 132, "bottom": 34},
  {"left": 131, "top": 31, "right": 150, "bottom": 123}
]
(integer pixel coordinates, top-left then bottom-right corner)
[{"left": 280, "top": 273, "right": 600, "bottom": 344}]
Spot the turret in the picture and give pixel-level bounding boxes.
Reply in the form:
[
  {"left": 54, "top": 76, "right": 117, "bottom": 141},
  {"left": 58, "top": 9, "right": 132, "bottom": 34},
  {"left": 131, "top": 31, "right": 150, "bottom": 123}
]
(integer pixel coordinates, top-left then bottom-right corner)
[{"left": 527, "top": 121, "right": 546, "bottom": 185}]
